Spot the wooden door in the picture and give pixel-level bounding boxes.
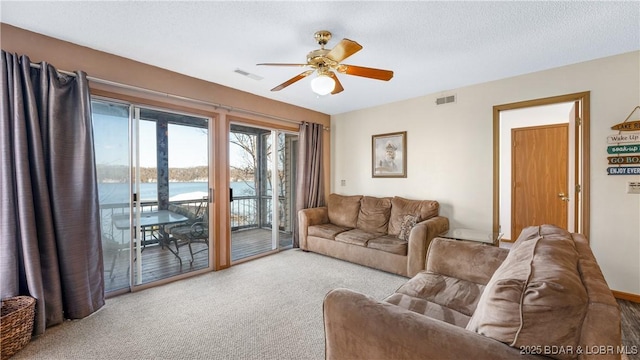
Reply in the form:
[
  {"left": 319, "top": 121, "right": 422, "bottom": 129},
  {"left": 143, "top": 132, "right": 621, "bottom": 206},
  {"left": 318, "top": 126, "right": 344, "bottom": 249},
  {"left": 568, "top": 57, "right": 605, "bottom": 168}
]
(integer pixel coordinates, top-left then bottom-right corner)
[{"left": 512, "top": 124, "right": 568, "bottom": 238}]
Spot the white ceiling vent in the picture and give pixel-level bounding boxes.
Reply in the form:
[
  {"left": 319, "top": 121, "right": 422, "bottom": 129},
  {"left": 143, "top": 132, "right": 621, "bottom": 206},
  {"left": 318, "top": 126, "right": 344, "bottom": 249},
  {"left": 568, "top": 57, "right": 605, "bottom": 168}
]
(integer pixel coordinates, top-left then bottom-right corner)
[
  {"left": 436, "top": 95, "right": 456, "bottom": 105},
  {"left": 234, "top": 68, "right": 263, "bottom": 81}
]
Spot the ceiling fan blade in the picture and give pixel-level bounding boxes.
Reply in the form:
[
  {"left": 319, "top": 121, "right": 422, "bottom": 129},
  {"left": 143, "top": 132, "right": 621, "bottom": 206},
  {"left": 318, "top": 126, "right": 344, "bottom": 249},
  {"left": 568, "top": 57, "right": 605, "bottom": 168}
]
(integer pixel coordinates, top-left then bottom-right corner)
[
  {"left": 329, "top": 72, "right": 344, "bottom": 95},
  {"left": 326, "top": 39, "right": 363, "bottom": 63},
  {"left": 257, "top": 63, "right": 308, "bottom": 67},
  {"left": 270, "top": 70, "right": 315, "bottom": 91},
  {"left": 337, "top": 64, "right": 394, "bottom": 81}
]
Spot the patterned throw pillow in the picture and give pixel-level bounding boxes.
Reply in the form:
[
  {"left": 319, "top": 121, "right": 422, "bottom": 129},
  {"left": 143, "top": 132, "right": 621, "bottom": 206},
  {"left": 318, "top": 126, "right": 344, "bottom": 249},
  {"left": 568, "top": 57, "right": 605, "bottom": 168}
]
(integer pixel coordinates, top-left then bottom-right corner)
[{"left": 398, "top": 214, "right": 419, "bottom": 240}]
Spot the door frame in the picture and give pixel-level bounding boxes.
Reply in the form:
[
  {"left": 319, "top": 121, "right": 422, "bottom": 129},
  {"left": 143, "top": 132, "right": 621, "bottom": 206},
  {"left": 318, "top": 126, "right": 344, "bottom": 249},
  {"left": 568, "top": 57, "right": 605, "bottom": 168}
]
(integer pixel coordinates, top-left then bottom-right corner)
[{"left": 493, "top": 92, "right": 590, "bottom": 239}]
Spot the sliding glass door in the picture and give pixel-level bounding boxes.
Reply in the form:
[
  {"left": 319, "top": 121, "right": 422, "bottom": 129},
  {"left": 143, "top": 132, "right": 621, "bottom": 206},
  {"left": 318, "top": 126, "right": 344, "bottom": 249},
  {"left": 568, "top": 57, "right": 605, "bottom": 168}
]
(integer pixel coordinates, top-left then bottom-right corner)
[
  {"left": 92, "top": 100, "right": 131, "bottom": 293},
  {"left": 229, "top": 124, "right": 296, "bottom": 262},
  {"left": 92, "top": 99, "right": 212, "bottom": 293}
]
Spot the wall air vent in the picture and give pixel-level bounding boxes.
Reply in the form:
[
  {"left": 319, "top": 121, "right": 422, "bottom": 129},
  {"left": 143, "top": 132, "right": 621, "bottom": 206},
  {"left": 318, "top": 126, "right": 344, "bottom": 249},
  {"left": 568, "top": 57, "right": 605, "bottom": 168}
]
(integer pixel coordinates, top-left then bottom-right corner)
[
  {"left": 234, "top": 68, "right": 263, "bottom": 81},
  {"left": 436, "top": 95, "right": 456, "bottom": 105}
]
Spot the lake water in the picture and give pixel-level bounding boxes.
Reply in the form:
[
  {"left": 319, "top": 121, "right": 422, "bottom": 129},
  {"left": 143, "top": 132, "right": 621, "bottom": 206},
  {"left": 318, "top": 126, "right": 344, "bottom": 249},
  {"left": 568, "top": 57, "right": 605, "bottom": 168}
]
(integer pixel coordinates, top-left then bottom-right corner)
[{"left": 98, "top": 181, "right": 255, "bottom": 204}]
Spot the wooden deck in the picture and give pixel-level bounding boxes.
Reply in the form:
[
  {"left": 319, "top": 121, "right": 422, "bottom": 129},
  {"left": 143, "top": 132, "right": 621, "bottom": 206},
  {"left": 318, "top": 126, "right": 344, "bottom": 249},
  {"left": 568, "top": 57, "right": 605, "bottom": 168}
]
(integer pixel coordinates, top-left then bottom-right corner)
[
  {"left": 231, "top": 228, "right": 293, "bottom": 261},
  {"left": 104, "top": 228, "right": 293, "bottom": 294}
]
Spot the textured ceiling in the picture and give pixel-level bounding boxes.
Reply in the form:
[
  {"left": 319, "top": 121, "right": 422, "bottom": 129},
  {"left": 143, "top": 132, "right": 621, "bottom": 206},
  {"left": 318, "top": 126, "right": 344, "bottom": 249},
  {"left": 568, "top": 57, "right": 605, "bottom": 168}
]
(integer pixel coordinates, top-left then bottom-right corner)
[{"left": 1, "top": 1, "right": 639, "bottom": 115}]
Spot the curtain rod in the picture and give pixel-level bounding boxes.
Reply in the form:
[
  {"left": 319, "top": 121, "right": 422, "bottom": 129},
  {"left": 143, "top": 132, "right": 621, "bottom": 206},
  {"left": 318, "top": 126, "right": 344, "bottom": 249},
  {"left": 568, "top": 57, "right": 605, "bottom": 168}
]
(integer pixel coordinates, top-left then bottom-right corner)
[{"left": 29, "top": 62, "right": 327, "bottom": 128}]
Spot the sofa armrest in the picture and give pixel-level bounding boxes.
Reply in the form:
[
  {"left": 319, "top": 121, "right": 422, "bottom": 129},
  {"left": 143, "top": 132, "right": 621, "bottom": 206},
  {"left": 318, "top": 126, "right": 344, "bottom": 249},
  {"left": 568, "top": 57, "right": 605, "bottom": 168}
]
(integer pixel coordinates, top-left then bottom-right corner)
[
  {"left": 426, "top": 237, "right": 509, "bottom": 285},
  {"left": 406, "top": 216, "right": 449, "bottom": 277},
  {"left": 297, "top": 207, "right": 329, "bottom": 250},
  {"left": 324, "top": 288, "right": 541, "bottom": 360}
]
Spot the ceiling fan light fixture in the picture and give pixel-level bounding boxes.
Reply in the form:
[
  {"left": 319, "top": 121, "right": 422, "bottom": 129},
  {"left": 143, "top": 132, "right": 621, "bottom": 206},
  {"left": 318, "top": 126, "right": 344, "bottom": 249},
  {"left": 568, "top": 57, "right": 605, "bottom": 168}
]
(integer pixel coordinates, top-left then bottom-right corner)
[
  {"left": 258, "top": 30, "right": 392, "bottom": 95},
  {"left": 310, "top": 74, "right": 335, "bottom": 96}
]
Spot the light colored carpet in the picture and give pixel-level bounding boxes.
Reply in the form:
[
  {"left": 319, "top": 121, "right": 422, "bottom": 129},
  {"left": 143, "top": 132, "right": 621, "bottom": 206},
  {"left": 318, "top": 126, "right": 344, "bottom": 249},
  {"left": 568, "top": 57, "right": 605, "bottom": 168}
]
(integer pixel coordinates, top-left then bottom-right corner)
[{"left": 13, "top": 249, "right": 407, "bottom": 360}]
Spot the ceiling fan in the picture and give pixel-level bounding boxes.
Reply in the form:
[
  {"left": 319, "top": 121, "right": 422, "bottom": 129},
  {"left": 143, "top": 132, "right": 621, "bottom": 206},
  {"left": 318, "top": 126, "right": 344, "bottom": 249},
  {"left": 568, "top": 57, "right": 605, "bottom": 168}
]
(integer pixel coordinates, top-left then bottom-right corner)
[{"left": 257, "top": 30, "right": 394, "bottom": 96}]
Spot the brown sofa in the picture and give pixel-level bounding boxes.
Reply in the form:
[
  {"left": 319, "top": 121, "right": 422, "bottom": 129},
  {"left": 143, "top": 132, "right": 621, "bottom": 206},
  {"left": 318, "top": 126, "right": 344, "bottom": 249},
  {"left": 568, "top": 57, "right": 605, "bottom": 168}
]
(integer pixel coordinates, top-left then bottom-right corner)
[
  {"left": 298, "top": 193, "right": 449, "bottom": 277},
  {"left": 324, "top": 225, "right": 622, "bottom": 360}
]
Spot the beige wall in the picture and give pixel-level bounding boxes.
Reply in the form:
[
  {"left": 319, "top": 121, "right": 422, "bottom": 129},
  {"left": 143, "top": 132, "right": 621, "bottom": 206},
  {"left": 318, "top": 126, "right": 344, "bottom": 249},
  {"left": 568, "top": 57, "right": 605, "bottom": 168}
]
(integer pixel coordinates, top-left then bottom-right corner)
[
  {"left": 1, "top": 23, "right": 331, "bottom": 269},
  {"left": 332, "top": 51, "right": 640, "bottom": 294}
]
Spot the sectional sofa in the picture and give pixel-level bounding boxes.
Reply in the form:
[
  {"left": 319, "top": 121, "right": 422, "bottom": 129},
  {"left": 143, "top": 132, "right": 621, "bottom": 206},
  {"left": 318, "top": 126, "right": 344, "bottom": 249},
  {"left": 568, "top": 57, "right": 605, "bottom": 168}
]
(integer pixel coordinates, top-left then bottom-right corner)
[{"left": 323, "top": 225, "right": 622, "bottom": 360}]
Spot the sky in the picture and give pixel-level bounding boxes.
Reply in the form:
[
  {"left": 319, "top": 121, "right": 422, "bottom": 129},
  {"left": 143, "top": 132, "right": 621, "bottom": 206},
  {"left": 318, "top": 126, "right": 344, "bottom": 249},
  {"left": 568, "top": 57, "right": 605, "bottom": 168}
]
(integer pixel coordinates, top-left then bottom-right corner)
[{"left": 93, "top": 113, "right": 209, "bottom": 168}]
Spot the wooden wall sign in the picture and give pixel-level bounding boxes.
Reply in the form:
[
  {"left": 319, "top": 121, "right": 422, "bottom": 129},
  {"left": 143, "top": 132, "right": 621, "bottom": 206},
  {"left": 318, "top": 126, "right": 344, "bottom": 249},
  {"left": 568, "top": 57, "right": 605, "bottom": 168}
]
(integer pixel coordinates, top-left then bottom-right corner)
[
  {"left": 608, "top": 106, "right": 640, "bottom": 175},
  {"left": 607, "top": 133, "right": 640, "bottom": 144},
  {"left": 607, "top": 155, "right": 640, "bottom": 164},
  {"left": 607, "top": 167, "right": 640, "bottom": 175},
  {"left": 607, "top": 144, "right": 640, "bottom": 154},
  {"left": 611, "top": 120, "right": 640, "bottom": 131}
]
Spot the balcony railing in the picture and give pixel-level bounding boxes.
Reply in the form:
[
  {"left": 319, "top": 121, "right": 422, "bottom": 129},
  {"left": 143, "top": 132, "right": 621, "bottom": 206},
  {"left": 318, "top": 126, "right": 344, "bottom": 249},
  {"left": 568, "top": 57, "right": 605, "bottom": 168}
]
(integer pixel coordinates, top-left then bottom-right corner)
[
  {"left": 230, "top": 195, "right": 289, "bottom": 231},
  {"left": 100, "top": 195, "right": 290, "bottom": 241},
  {"left": 99, "top": 199, "right": 206, "bottom": 244}
]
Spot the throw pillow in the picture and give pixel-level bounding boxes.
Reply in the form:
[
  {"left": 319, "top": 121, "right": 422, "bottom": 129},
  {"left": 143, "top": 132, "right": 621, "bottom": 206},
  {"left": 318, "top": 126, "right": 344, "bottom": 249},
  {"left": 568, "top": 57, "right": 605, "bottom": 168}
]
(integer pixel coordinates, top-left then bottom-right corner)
[
  {"left": 397, "top": 214, "right": 419, "bottom": 240},
  {"left": 388, "top": 197, "right": 439, "bottom": 236}
]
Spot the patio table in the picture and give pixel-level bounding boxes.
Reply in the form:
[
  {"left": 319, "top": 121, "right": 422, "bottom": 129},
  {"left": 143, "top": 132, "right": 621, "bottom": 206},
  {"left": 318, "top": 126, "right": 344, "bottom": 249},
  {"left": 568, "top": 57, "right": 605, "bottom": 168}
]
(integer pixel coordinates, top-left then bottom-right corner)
[{"left": 112, "top": 210, "right": 189, "bottom": 274}]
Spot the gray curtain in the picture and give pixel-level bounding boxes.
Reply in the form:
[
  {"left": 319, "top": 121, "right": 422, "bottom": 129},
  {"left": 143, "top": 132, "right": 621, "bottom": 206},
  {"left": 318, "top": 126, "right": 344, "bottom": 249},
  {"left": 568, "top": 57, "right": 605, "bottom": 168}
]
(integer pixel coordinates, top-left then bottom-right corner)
[
  {"left": 0, "top": 51, "right": 104, "bottom": 335},
  {"left": 293, "top": 122, "right": 325, "bottom": 248}
]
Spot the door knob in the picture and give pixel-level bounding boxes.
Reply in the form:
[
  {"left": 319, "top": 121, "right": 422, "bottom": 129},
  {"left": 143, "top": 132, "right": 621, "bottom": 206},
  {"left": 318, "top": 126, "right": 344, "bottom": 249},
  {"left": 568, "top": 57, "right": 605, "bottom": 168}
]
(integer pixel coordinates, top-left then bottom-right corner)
[{"left": 558, "top": 192, "right": 570, "bottom": 202}]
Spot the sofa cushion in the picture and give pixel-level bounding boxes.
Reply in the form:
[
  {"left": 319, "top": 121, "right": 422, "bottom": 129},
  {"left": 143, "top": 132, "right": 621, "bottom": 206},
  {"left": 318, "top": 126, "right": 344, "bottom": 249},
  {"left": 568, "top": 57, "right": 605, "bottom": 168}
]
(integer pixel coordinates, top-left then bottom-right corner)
[
  {"left": 426, "top": 238, "right": 508, "bottom": 286},
  {"left": 388, "top": 197, "right": 439, "bottom": 236},
  {"left": 367, "top": 235, "right": 408, "bottom": 255},
  {"left": 328, "top": 194, "right": 362, "bottom": 228},
  {"left": 335, "top": 229, "right": 381, "bottom": 246},
  {"left": 395, "top": 271, "right": 485, "bottom": 317},
  {"left": 465, "top": 225, "right": 588, "bottom": 360},
  {"left": 356, "top": 196, "right": 392, "bottom": 234},
  {"left": 384, "top": 293, "right": 471, "bottom": 328},
  {"left": 308, "top": 223, "right": 351, "bottom": 239}
]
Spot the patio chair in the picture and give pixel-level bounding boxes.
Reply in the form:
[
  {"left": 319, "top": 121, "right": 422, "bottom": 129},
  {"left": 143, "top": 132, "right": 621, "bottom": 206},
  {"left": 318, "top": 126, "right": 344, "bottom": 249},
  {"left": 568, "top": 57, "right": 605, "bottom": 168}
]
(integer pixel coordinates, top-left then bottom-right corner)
[
  {"left": 167, "top": 202, "right": 209, "bottom": 264},
  {"left": 102, "top": 232, "right": 129, "bottom": 280}
]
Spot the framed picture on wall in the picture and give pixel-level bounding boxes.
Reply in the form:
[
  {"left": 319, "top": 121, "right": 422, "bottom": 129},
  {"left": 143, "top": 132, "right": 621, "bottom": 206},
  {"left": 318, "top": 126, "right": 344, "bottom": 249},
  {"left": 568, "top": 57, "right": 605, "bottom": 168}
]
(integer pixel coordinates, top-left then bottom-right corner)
[{"left": 372, "top": 131, "right": 407, "bottom": 178}]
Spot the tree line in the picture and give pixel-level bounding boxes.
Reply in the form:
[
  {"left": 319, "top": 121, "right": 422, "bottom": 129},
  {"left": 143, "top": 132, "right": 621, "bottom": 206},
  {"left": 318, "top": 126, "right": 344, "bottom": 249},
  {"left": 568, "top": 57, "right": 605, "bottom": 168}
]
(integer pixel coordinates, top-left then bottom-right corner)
[{"left": 97, "top": 165, "right": 254, "bottom": 183}]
